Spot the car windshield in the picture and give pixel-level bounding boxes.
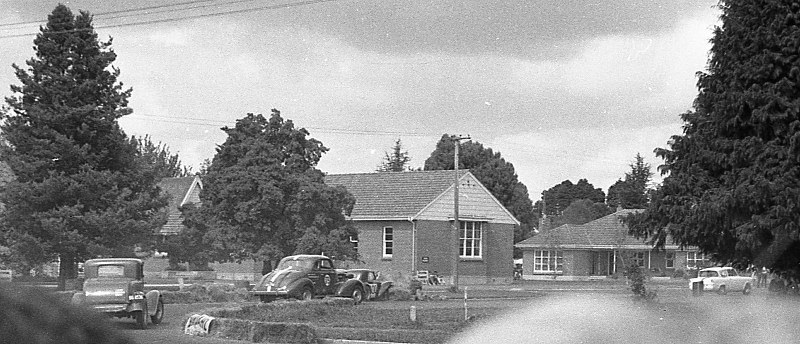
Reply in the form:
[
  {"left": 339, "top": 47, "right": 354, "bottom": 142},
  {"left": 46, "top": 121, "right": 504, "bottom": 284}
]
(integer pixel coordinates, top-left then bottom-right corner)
[
  {"left": 276, "top": 258, "right": 314, "bottom": 270},
  {"left": 97, "top": 265, "right": 125, "bottom": 277},
  {"left": 699, "top": 270, "right": 719, "bottom": 278}
]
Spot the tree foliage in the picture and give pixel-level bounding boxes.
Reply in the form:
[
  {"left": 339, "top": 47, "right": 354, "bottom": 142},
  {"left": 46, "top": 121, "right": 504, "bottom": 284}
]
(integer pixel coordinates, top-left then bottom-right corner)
[
  {"left": 377, "top": 139, "right": 412, "bottom": 172},
  {"left": 130, "top": 135, "right": 191, "bottom": 178},
  {"left": 423, "top": 134, "right": 535, "bottom": 249},
  {"left": 607, "top": 153, "right": 653, "bottom": 209},
  {"left": 540, "top": 179, "right": 606, "bottom": 216},
  {"left": 626, "top": 0, "right": 800, "bottom": 269},
  {"left": 0, "top": 5, "right": 166, "bottom": 284},
  {"left": 180, "top": 110, "right": 357, "bottom": 269}
]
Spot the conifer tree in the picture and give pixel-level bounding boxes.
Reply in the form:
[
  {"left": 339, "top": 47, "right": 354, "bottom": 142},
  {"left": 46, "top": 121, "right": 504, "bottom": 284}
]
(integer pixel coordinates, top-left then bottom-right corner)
[
  {"left": 0, "top": 5, "right": 166, "bottom": 288},
  {"left": 627, "top": 0, "right": 800, "bottom": 268}
]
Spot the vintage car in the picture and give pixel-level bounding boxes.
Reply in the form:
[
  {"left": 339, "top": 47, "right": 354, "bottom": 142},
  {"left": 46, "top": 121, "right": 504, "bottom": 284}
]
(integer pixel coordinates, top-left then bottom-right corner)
[
  {"left": 342, "top": 269, "right": 393, "bottom": 301},
  {"left": 689, "top": 266, "right": 753, "bottom": 295},
  {"left": 250, "top": 255, "right": 368, "bottom": 304},
  {"left": 71, "top": 258, "right": 164, "bottom": 329}
]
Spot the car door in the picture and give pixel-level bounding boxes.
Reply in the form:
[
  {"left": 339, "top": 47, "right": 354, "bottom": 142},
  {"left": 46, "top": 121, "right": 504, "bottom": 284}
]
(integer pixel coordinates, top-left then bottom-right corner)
[{"left": 312, "top": 258, "right": 337, "bottom": 295}]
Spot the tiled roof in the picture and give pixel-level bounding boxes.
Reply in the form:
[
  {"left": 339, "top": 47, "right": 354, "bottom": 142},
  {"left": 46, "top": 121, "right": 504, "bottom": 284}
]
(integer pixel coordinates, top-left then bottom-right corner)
[
  {"left": 325, "top": 170, "right": 467, "bottom": 220},
  {"left": 516, "top": 209, "right": 674, "bottom": 249},
  {"left": 156, "top": 176, "right": 201, "bottom": 235}
]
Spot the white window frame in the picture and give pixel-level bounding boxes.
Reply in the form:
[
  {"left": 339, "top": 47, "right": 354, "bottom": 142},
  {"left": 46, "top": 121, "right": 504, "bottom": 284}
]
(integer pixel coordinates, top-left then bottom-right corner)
[
  {"left": 533, "top": 250, "right": 563, "bottom": 273},
  {"left": 382, "top": 227, "right": 393, "bottom": 258},
  {"left": 349, "top": 235, "right": 358, "bottom": 252},
  {"left": 459, "top": 221, "right": 482, "bottom": 258},
  {"left": 686, "top": 252, "right": 706, "bottom": 268}
]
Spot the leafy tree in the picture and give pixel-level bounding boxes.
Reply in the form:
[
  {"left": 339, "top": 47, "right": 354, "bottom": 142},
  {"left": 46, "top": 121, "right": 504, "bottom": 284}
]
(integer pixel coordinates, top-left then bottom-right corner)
[
  {"left": 130, "top": 135, "right": 191, "bottom": 178},
  {"left": 555, "top": 199, "right": 612, "bottom": 226},
  {"left": 377, "top": 138, "right": 412, "bottom": 172},
  {"left": 182, "top": 110, "right": 356, "bottom": 270},
  {"left": 423, "top": 134, "right": 535, "bottom": 254},
  {"left": 607, "top": 153, "right": 653, "bottom": 209},
  {"left": 0, "top": 5, "right": 166, "bottom": 288},
  {"left": 540, "top": 179, "right": 606, "bottom": 216},
  {"left": 626, "top": 0, "right": 800, "bottom": 269}
]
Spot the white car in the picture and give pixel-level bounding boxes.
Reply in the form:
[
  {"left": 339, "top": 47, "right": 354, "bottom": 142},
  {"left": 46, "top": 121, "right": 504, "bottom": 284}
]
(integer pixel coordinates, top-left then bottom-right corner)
[{"left": 689, "top": 267, "right": 753, "bottom": 295}]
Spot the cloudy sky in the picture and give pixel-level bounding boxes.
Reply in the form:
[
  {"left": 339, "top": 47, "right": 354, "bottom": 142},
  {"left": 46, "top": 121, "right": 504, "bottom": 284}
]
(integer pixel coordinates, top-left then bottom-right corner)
[{"left": 0, "top": 0, "right": 720, "bottom": 201}]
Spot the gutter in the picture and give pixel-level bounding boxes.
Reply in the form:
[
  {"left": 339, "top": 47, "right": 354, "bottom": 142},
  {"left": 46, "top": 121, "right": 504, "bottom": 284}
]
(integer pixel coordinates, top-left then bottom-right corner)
[{"left": 408, "top": 217, "right": 416, "bottom": 273}]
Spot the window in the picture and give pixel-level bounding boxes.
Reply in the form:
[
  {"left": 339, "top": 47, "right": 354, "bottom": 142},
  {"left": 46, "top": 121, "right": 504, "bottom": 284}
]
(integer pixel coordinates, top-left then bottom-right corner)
[
  {"left": 533, "top": 250, "right": 563, "bottom": 273},
  {"left": 97, "top": 265, "right": 125, "bottom": 277},
  {"left": 349, "top": 235, "right": 358, "bottom": 252},
  {"left": 687, "top": 252, "right": 707, "bottom": 268},
  {"left": 383, "top": 227, "right": 393, "bottom": 258},
  {"left": 459, "top": 221, "right": 482, "bottom": 258},
  {"left": 665, "top": 252, "right": 675, "bottom": 269},
  {"left": 630, "top": 252, "right": 646, "bottom": 267}
]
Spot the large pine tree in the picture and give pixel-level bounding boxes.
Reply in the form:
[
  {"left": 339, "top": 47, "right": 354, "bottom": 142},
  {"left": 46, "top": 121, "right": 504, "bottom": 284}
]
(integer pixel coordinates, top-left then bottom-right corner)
[
  {"left": 627, "top": 0, "right": 800, "bottom": 268},
  {"left": 0, "top": 5, "right": 166, "bottom": 287}
]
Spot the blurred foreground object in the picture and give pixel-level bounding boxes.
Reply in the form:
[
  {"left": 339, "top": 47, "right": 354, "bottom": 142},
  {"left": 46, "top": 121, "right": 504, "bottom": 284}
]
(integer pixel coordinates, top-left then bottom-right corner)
[{"left": 0, "top": 283, "right": 134, "bottom": 344}]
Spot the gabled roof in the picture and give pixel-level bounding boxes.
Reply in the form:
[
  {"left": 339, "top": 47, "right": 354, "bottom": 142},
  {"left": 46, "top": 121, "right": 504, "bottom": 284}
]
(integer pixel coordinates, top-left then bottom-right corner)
[
  {"left": 156, "top": 175, "right": 203, "bottom": 235},
  {"left": 516, "top": 209, "right": 685, "bottom": 250},
  {"left": 325, "top": 170, "right": 472, "bottom": 221}
]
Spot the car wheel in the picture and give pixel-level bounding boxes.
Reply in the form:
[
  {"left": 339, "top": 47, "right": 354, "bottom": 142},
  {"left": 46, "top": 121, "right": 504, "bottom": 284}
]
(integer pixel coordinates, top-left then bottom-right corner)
[
  {"left": 150, "top": 298, "right": 164, "bottom": 325},
  {"left": 351, "top": 287, "right": 364, "bottom": 305},
  {"left": 135, "top": 310, "right": 147, "bottom": 330},
  {"left": 260, "top": 295, "right": 276, "bottom": 303},
  {"left": 300, "top": 287, "right": 313, "bottom": 301},
  {"left": 717, "top": 285, "right": 727, "bottom": 295},
  {"left": 743, "top": 283, "right": 752, "bottom": 295},
  {"left": 381, "top": 286, "right": 392, "bottom": 300}
]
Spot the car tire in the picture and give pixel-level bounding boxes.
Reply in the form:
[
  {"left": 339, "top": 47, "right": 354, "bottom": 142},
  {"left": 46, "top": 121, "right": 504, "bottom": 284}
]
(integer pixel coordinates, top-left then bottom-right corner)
[
  {"left": 717, "top": 285, "right": 727, "bottom": 295},
  {"left": 135, "top": 310, "right": 147, "bottom": 330},
  {"left": 743, "top": 283, "right": 752, "bottom": 295},
  {"left": 300, "top": 287, "right": 313, "bottom": 301},
  {"left": 260, "top": 295, "right": 276, "bottom": 303},
  {"left": 351, "top": 287, "right": 364, "bottom": 305},
  {"left": 150, "top": 298, "right": 164, "bottom": 325}
]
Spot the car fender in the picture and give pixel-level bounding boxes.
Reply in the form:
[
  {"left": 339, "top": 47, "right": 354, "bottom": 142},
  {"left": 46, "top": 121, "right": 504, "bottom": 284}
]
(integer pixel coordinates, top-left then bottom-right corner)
[
  {"left": 146, "top": 290, "right": 161, "bottom": 316},
  {"left": 71, "top": 291, "right": 86, "bottom": 306},
  {"left": 287, "top": 278, "right": 314, "bottom": 297},
  {"left": 335, "top": 279, "right": 363, "bottom": 297}
]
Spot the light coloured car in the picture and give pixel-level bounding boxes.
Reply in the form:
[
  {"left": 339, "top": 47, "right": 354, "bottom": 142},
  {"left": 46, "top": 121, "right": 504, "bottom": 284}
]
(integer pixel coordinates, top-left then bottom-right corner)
[{"left": 689, "top": 267, "right": 752, "bottom": 295}]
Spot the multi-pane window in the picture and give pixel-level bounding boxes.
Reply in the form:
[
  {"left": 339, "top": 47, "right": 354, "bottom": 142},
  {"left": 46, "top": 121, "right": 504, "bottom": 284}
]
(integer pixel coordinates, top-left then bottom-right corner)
[
  {"left": 686, "top": 252, "right": 707, "bottom": 268},
  {"left": 383, "top": 227, "right": 393, "bottom": 258},
  {"left": 459, "top": 221, "right": 482, "bottom": 258},
  {"left": 665, "top": 252, "right": 675, "bottom": 269},
  {"left": 630, "top": 251, "right": 646, "bottom": 267},
  {"left": 533, "top": 250, "right": 563, "bottom": 273}
]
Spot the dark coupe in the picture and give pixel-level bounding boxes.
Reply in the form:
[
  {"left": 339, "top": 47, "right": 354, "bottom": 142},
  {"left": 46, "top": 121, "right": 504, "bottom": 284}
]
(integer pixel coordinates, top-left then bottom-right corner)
[
  {"left": 251, "top": 255, "right": 368, "bottom": 304},
  {"left": 342, "top": 269, "right": 393, "bottom": 301}
]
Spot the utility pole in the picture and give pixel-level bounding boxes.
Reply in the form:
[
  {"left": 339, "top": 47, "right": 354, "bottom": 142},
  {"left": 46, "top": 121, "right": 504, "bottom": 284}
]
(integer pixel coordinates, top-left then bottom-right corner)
[{"left": 452, "top": 135, "right": 470, "bottom": 290}]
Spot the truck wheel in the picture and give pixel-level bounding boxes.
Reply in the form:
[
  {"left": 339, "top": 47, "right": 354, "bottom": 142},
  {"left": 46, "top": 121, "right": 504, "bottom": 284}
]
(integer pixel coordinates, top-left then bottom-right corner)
[
  {"left": 351, "top": 287, "right": 364, "bottom": 305},
  {"left": 300, "top": 287, "right": 313, "bottom": 301},
  {"left": 150, "top": 299, "right": 164, "bottom": 325},
  {"left": 717, "top": 286, "right": 727, "bottom": 295},
  {"left": 135, "top": 310, "right": 147, "bottom": 330}
]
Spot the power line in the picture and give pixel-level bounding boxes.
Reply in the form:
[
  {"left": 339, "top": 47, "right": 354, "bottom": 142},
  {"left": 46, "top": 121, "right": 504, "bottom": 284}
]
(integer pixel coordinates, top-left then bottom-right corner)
[
  {"left": 0, "top": 0, "right": 340, "bottom": 40},
  {"left": 0, "top": 0, "right": 217, "bottom": 27}
]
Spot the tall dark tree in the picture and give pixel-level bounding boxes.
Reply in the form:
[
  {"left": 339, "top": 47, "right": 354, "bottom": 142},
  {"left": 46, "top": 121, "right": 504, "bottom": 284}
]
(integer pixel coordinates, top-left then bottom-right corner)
[
  {"left": 607, "top": 153, "right": 653, "bottom": 209},
  {"left": 626, "top": 0, "right": 800, "bottom": 269},
  {"left": 540, "top": 179, "right": 606, "bottom": 217},
  {"left": 0, "top": 5, "right": 166, "bottom": 288},
  {"left": 130, "top": 135, "right": 191, "bottom": 178},
  {"left": 182, "top": 110, "right": 356, "bottom": 270},
  {"left": 424, "top": 134, "right": 535, "bottom": 254},
  {"left": 377, "top": 138, "right": 411, "bottom": 172}
]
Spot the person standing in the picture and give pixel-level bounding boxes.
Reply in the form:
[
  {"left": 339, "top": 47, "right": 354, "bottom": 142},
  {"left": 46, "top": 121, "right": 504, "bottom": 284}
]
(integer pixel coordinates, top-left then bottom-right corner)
[{"left": 759, "top": 266, "right": 769, "bottom": 288}]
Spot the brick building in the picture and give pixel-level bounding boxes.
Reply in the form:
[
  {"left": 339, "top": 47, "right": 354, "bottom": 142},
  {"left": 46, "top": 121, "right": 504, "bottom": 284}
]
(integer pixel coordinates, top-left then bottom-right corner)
[
  {"left": 515, "top": 209, "right": 706, "bottom": 280},
  {"left": 326, "top": 170, "right": 519, "bottom": 284}
]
